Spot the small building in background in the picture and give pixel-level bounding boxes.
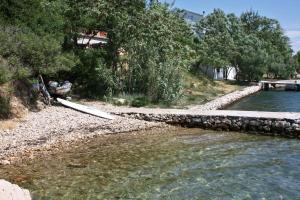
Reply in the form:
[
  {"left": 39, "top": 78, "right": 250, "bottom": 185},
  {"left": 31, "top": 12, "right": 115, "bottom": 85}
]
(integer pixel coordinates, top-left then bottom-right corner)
[
  {"left": 181, "top": 9, "right": 203, "bottom": 26},
  {"left": 180, "top": 10, "right": 237, "bottom": 81},
  {"left": 180, "top": 9, "right": 204, "bottom": 38},
  {"left": 200, "top": 66, "right": 237, "bottom": 80},
  {"left": 214, "top": 67, "right": 237, "bottom": 80}
]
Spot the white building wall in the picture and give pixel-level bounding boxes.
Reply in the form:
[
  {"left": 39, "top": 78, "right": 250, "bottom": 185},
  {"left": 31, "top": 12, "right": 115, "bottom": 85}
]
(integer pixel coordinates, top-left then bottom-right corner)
[
  {"left": 214, "top": 68, "right": 224, "bottom": 80},
  {"left": 213, "top": 67, "right": 236, "bottom": 80},
  {"left": 200, "top": 66, "right": 237, "bottom": 80},
  {"left": 227, "top": 67, "right": 237, "bottom": 80}
]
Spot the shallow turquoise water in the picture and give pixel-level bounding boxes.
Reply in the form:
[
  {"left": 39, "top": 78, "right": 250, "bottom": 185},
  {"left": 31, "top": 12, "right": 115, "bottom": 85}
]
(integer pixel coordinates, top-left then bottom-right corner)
[
  {"left": 0, "top": 129, "right": 299, "bottom": 199},
  {"left": 226, "top": 90, "right": 300, "bottom": 112}
]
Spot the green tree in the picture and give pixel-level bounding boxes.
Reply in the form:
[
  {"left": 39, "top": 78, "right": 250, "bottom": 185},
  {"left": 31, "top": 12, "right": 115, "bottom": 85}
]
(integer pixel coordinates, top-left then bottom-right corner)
[
  {"left": 0, "top": 0, "right": 76, "bottom": 80},
  {"left": 65, "top": 0, "right": 192, "bottom": 102},
  {"left": 123, "top": 4, "right": 193, "bottom": 102},
  {"left": 196, "top": 9, "right": 235, "bottom": 79},
  {"left": 236, "top": 35, "right": 267, "bottom": 81},
  {"left": 294, "top": 51, "right": 300, "bottom": 72},
  {"left": 195, "top": 9, "right": 294, "bottom": 81},
  {"left": 0, "top": 26, "right": 76, "bottom": 79},
  {"left": 240, "top": 10, "right": 294, "bottom": 79}
]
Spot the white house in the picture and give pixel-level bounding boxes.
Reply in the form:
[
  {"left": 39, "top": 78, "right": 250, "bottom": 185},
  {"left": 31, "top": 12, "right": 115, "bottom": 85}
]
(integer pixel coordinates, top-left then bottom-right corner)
[
  {"left": 201, "top": 66, "right": 237, "bottom": 80},
  {"left": 180, "top": 9, "right": 204, "bottom": 38},
  {"left": 180, "top": 10, "right": 237, "bottom": 80},
  {"left": 214, "top": 67, "right": 237, "bottom": 80},
  {"left": 181, "top": 9, "right": 203, "bottom": 25}
]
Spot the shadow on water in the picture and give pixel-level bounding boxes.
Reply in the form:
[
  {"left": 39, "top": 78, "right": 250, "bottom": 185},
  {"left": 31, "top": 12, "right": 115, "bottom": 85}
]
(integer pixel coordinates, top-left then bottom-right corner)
[{"left": 0, "top": 129, "right": 299, "bottom": 199}]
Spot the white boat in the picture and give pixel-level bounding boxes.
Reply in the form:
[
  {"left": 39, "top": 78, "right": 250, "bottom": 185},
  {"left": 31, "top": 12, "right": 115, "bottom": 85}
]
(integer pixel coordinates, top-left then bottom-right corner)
[{"left": 57, "top": 98, "right": 115, "bottom": 120}]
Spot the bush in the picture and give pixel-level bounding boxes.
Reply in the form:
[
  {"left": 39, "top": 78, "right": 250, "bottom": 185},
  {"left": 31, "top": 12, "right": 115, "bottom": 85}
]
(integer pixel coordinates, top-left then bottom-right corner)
[
  {"left": 121, "top": 5, "right": 192, "bottom": 103},
  {"left": 131, "top": 96, "right": 150, "bottom": 107},
  {"left": 0, "top": 57, "right": 13, "bottom": 84},
  {"left": 0, "top": 26, "right": 76, "bottom": 81},
  {"left": 72, "top": 49, "right": 115, "bottom": 98},
  {"left": 0, "top": 66, "right": 11, "bottom": 84},
  {"left": 0, "top": 95, "right": 11, "bottom": 119}
]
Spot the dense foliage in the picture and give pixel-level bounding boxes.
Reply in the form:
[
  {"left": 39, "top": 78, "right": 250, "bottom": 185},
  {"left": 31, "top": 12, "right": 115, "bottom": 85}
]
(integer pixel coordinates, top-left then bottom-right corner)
[
  {"left": 0, "top": 95, "right": 10, "bottom": 119},
  {"left": 66, "top": 0, "right": 192, "bottom": 102},
  {"left": 294, "top": 51, "right": 300, "bottom": 72},
  {"left": 0, "top": 1, "right": 296, "bottom": 106},
  {"left": 195, "top": 9, "right": 295, "bottom": 81}
]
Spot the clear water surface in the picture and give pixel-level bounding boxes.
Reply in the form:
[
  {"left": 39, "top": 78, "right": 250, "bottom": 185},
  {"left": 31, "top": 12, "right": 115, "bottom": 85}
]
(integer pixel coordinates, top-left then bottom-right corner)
[
  {"left": 0, "top": 129, "right": 299, "bottom": 200},
  {"left": 225, "top": 90, "right": 300, "bottom": 112}
]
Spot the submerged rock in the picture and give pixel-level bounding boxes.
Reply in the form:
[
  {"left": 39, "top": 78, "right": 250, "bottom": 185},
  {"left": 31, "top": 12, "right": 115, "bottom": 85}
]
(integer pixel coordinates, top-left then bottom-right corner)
[{"left": 0, "top": 180, "right": 31, "bottom": 200}]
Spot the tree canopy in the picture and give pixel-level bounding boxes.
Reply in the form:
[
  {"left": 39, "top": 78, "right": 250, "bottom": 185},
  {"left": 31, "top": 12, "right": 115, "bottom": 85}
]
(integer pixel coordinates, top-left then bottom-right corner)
[
  {"left": 195, "top": 9, "right": 295, "bottom": 81},
  {"left": 0, "top": 1, "right": 296, "bottom": 104},
  {"left": 294, "top": 51, "right": 300, "bottom": 72}
]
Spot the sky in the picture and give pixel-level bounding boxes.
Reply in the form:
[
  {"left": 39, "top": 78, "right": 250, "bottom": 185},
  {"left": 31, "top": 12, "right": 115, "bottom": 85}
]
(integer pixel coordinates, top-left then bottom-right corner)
[{"left": 161, "top": 0, "right": 300, "bottom": 53}]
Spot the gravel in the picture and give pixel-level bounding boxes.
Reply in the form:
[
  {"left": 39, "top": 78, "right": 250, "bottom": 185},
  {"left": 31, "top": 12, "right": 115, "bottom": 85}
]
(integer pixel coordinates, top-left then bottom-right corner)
[
  {"left": 0, "top": 106, "right": 166, "bottom": 161},
  {"left": 0, "top": 85, "right": 262, "bottom": 162}
]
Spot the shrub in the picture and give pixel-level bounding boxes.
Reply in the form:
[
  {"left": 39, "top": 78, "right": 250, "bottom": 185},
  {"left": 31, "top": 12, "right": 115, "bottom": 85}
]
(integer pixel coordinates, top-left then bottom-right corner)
[
  {"left": 121, "top": 5, "right": 192, "bottom": 103},
  {"left": 131, "top": 96, "right": 150, "bottom": 107},
  {"left": 0, "top": 57, "right": 13, "bottom": 84},
  {"left": 0, "top": 66, "right": 11, "bottom": 84},
  {"left": 0, "top": 95, "right": 11, "bottom": 119},
  {"left": 0, "top": 26, "right": 76, "bottom": 81},
  {"left": 72, "top": 49, "right": 115, "bottom": 98}
]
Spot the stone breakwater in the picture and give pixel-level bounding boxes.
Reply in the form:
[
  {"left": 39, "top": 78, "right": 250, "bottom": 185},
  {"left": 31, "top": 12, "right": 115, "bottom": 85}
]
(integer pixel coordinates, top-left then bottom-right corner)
[
  {"left": 110, "top": 109, "right": 300, "bottom": 138},
  {"left": 189, "top": 85, "right": 262, "bottom": 111}
]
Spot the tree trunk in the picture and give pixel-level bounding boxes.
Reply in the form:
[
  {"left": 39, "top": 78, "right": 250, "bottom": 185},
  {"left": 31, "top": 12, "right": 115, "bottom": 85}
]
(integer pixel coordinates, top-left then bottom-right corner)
[
  {"left": 234, "top": 65, "right": 239, "bottom": 81},
  {"left": 224, "top": 67, "right": 228, "bottom": 80}
]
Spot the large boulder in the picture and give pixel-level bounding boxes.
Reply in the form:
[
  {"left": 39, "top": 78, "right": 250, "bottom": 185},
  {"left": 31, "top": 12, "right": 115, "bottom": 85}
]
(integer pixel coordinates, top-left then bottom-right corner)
[{"left": 0, "top": 180, "right": 31, "bottom": 200}]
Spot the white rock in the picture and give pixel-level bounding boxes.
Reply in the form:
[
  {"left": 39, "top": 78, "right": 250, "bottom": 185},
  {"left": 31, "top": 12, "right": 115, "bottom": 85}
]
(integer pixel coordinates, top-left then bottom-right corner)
[
  {"left": 0, "top": 180, "right": 31, "bottom": 200},
  {"left": 0, "top": 160, "right": 10, "bottom": 165}
]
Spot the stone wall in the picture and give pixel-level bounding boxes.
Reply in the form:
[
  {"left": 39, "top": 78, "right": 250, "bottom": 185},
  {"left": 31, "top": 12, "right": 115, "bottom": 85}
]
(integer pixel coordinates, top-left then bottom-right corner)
[{"left": 115, "top": 111, "right": 300, "bottom": 138}]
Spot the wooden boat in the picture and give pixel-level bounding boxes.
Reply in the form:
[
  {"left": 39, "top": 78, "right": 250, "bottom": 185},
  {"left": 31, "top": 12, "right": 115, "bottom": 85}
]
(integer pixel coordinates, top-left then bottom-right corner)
[{"left": 57, "top": 98, "right": 115, "bottom": 120}]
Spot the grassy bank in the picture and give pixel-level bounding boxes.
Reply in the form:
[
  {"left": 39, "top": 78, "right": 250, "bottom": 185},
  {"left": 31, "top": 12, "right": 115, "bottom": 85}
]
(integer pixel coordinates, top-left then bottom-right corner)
[
  {"left": 110, "top": 73, "right": 245, "bottom": 108},
  {"left": 177, "top": 73, "right": 245, "bottom": 108}
]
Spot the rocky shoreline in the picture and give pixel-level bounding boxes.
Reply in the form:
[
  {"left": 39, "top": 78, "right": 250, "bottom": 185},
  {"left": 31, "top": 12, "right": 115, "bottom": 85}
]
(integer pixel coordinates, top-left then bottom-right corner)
[
  {"left": 0, "top": 106, "right": 167, "bottom": 163},
  {"left": 188, "top": 85, "right": 262, "bottom": 111},
  {"left": 0, "top": 85, "right": 262, "bottom": 163},
  {"left": 0, "top": 84, "right": 277, "bottom": 199}
]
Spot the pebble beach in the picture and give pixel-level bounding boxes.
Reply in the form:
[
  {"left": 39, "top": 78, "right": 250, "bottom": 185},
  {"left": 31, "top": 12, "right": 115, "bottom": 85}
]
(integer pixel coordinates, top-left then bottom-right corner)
[
  {"left": 0, "top": 106, "right": 167, "bottom": 163},
  {"left": 0, "top": 85, "right": 261, "bottom": 163}
]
